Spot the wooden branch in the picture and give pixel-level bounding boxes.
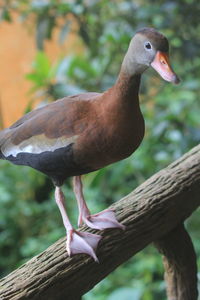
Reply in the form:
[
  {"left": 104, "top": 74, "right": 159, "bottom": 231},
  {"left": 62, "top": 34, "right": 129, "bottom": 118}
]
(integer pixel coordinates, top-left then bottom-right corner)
[
  {"left": 154, "top": 223, "right": 198, "bottom": 300},
  {"left": 0, "top": 144, "right": 200, "bottom": 300}
]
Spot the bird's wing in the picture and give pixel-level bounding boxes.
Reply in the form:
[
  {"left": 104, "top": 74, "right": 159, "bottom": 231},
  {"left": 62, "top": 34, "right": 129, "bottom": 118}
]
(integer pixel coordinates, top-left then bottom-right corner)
[{"left": 0, "top": 92, "right": 101, "bottom": 159}]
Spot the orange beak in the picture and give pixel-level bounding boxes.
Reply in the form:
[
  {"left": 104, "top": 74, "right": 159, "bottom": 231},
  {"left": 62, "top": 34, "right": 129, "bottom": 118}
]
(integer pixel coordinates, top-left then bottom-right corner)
[{"left": 151, "top": 51, "right": 180, "bottom": 84}]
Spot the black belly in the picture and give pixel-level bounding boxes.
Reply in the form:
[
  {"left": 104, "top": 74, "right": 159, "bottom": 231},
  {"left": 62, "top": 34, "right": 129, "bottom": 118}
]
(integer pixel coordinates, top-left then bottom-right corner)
[{"left": 2, "top": 144, "right": 94, "bottom": 186}]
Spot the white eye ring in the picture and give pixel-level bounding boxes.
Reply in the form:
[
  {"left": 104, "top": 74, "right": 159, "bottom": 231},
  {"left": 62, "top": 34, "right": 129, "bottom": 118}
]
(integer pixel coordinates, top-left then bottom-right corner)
[{"left": 144, "top": 41, "right": 152, "bottom": 50}]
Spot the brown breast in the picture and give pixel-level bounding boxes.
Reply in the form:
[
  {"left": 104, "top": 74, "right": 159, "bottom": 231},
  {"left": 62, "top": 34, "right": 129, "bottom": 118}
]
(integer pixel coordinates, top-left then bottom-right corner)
[{"left": 73, "top": 87, "right": 145, "bottom": 170}]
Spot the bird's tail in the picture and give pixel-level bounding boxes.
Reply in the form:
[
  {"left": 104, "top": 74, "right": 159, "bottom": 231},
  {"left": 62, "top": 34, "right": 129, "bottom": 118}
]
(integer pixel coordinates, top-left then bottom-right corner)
[
  {"left": 0, "top": 131, "right": 4, "bottom": 159},
  {"left": 0, "top": 128, "right": 11, "bottom": 159}
]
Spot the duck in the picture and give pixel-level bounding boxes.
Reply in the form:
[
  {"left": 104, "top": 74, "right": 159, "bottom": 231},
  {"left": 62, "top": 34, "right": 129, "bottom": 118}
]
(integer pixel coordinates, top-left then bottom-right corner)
[{"left": 0, "top": 28, "right": 180, "bottom": 262}]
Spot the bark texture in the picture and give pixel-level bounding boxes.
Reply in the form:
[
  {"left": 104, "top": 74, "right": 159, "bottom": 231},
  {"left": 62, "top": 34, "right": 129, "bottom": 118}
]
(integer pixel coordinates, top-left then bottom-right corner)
[
  {"left": 155, "top": 224, "right": 198, "bottom": 300},
  {"left": 0, "top": 144, "right": 200, "bottom": 300}
]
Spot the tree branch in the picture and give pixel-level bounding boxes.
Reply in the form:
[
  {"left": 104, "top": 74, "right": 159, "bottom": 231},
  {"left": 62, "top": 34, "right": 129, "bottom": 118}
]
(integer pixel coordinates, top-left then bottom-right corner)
[
  {"left": 154, "top": 223, "right": 198, "bottom": 300},
  {"left": 0, "top": 144, "right": 200, "bottom": 300}
]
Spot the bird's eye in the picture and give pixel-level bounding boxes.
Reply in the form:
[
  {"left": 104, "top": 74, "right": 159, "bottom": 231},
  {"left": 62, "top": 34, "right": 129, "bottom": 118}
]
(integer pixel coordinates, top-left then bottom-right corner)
[{"left": 144, "top": 42, "right": 152, "bottom": 50}]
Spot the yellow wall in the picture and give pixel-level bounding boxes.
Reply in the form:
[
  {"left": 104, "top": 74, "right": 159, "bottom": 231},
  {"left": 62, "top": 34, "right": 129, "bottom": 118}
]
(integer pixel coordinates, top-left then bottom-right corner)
[{"left": 0, "top": 13, "right": 80, "bottom": 128}]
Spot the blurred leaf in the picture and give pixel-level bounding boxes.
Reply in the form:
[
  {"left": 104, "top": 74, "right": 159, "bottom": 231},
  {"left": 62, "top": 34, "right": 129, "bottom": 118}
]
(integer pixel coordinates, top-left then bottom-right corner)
[
  {"left": 107, "top": 287, "right": 142, "bottom": 300},
  {"left": 0, "top": 8, "right": 12, "bottom": 22},
  {"left": 59, "top": 20, "right": 71, "bottom": 44}
]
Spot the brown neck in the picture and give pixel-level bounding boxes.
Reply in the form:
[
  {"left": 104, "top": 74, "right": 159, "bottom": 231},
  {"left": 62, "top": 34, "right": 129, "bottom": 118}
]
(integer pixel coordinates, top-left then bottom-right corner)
[{"left": 112, "top": 71, "right": 141, "bottom": 106}]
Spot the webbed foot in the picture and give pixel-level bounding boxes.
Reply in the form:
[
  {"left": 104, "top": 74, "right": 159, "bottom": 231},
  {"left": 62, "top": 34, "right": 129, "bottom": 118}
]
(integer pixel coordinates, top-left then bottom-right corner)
[
  {"left": 67, "top": 229, "right": 102, "bottom": 262},
  {"left": 79, "top": 209, "right": 125, "bottom": 231}
]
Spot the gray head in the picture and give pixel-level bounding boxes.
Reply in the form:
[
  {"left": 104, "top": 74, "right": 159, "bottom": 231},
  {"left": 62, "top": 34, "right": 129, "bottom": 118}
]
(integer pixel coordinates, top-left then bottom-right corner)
[{"left": 122, "top": 28, "right": 180, "bottom": 84}]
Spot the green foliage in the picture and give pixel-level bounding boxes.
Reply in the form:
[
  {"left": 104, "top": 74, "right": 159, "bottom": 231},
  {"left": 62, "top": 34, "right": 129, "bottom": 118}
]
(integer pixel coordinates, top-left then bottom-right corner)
[
  {"left": 84, "top": 248, "right": 165, "bottom": 300},
  {"left": 0, "top": 0, "right": 200, "bottom": 299}
]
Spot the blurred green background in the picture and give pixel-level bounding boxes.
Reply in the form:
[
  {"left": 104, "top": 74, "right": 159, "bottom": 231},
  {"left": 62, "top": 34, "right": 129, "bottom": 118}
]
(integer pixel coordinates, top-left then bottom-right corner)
[{"left": 0, "top": 1, "right": 200, "bottom": 299}]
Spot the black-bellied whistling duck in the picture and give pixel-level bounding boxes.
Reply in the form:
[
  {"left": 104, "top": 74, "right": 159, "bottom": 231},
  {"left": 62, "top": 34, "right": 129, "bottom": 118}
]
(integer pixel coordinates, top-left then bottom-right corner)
[{"left": 0, "top": 28, "right": 179, "bottom": 262}]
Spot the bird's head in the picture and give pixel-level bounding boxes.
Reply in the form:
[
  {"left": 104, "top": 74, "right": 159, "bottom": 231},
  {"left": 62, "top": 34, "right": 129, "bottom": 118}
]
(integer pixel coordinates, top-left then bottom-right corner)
[{"left": 123, "top": 27, "right": 180, "bottom": 84}]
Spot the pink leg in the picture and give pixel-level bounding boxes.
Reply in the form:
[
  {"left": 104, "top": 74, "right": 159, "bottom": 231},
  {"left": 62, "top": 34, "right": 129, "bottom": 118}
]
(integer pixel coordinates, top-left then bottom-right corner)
[
  {"left": 73, "top": 176, "right": 125, "bottom": 230},
  {"left": 55, "top": 186, "right": 101, "bottom": 262}
]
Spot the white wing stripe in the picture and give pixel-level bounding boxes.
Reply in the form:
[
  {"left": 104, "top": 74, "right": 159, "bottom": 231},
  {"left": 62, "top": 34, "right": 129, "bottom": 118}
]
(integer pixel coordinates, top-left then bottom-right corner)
[{"left": 1, "top": 134, "right": 78, "bottom": 157}]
